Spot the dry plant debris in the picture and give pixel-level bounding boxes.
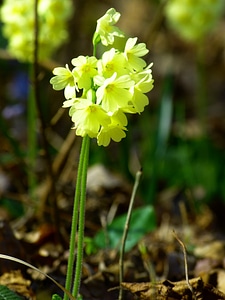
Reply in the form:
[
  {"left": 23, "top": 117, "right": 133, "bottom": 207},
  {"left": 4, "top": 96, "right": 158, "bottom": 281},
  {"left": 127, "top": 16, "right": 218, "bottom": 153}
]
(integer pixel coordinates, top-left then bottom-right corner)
[{"left": 121, "top": 277, "right": 225, "bottom": 299}]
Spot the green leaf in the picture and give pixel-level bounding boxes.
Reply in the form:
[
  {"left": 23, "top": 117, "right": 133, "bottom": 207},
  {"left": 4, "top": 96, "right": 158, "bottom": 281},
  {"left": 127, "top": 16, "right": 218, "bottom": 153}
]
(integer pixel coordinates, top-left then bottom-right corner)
[
  {"left": 0, "top": 285, "right": 23, "bottom": 300},
  {"left": 94, "top": 205, "right": 156, "bottom": 252},
  {"left": 52, "top": 294, "right": 62, "bottom": 300}
]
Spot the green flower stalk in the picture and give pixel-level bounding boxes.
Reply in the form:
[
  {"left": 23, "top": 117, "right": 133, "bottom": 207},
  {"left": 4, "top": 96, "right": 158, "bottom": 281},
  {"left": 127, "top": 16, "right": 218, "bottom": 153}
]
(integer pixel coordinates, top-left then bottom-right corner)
[
  {"left": 50, "top": 8, "right": 154, "bottom": 299},
  {"left": 0, "top": 0, "right": 73, "bottom": 62},
  {"left": 165, "top": 0, "right": 225, "bottom": 42}
]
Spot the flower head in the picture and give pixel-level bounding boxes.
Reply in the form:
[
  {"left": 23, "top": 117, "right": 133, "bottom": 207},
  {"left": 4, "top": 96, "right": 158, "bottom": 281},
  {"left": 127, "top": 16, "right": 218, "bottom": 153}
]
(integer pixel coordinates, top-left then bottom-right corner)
[
  {"left": 50, "top": 8, "right": 154, "bottom": 146},
  {"left": 93, "top": 8, "right": 125, "bottom": 46}
]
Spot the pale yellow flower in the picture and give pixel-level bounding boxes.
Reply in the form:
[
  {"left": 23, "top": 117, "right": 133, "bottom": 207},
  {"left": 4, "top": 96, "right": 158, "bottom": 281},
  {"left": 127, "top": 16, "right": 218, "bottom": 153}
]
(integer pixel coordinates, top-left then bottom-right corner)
[
  {"left": 97, "top": 109, "right": 127, "bottom": 146},
  {"left": 50, "top": 65, "right": 75, "bottom": 90},
  {"left": 93, "top": 8, "right": 125, "bottom": 46},
  {"left": 97, "top": 48, "right": 127, "bottom": 77},
  {"left": 95, "top": 73, "right": 134, "bottom": 112},
  {"left": 71, "top": 98, "right": 110, "bottom": 138},
  {"left": 50, "top": 8, "right": 154, "bottom": 146},
  {"left": 124, "top": 37, "right": 149, "bottom": 71},
  {"left": 72, "top": 56, "right": 98, "bottom": 90}
]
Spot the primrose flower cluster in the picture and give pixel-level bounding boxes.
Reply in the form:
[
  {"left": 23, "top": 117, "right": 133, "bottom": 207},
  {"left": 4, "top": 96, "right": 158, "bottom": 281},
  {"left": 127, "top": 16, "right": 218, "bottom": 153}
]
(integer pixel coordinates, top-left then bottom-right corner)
[
  {"left": 165, "top": 0, "right": 225, "bottom": 42},
  {"left": 0, "top": 0, "right": 73, "bottom": 62},
  {"left": 50, "top": 8, "right": 154, "bottom": 147}
]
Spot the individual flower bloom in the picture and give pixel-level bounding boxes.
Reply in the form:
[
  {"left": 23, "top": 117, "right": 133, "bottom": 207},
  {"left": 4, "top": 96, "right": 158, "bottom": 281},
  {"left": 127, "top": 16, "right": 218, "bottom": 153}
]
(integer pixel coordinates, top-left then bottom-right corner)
[
  {"left": 70, "top": 96, "right": 110, "bottom": 138},
  {"left": 97, "top": 48, "right": 127, "bottom": 77},
  {"left": 71, "top": 56, "right": 98, "bottom": 90},
  {"left": 97, "top": 124, "right": 127, "bottom": 146},
  {"left": 97, "top": 110, "right": 127, "bottom": 146},
  {"left": 129, "top": 88, "right": 149, "bottom": 114},
  {"left": 95, "top": 73, "right": 134, "bottom": 112},
  {"left": 50, "top": 64, "right": 77, "bottom": 91},
  {"left": 132, "top": 63, "right": 154, "bottom": 93},
  {"left": 126, "top": 65, "right": 154, "bottom": 113},
  {"left": 124, "top": 37, "right": 149, "bottom": 71},
  {"left": 93, "top": 8, "right": 125, "bottom": 46}
]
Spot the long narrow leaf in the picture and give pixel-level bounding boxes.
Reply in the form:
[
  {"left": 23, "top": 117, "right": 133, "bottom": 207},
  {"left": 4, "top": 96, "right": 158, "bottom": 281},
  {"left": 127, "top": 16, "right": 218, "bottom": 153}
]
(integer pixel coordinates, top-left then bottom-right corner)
[{"left": 0, "top": 254, "right": 76, "bottom": 300}]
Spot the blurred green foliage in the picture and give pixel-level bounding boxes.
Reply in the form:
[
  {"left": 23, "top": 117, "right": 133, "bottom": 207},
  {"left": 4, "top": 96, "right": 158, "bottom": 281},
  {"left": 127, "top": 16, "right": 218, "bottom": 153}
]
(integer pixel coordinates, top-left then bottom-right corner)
[{"left": 88, "top": 205, "right": 156, "bottom": 253}]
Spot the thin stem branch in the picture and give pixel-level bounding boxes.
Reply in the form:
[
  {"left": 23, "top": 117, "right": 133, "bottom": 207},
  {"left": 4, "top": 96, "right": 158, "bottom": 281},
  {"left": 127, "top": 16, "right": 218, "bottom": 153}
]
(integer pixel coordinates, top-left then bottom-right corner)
[{"left": 118, "top": 169, "right": 142, "bottom": 300}]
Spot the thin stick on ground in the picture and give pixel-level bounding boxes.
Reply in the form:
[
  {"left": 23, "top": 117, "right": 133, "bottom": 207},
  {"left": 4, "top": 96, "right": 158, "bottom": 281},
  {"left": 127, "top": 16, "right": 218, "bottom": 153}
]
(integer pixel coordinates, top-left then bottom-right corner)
[
  {"left": 173, "top": 230, "right": 197, "bottom": 300},
  {"left": 118, "top": 169, "right": 142, "bottom": 300}
]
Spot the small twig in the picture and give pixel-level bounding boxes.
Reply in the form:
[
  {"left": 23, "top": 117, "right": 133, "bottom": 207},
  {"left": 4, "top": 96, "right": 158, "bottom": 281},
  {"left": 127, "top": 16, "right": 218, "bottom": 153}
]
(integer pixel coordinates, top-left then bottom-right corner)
[
  {"left": 118, "top": 169, "right": 142, "bottom": 300},
  {"left": 173, "top": 230, "right": 197, "bottom": 300}
]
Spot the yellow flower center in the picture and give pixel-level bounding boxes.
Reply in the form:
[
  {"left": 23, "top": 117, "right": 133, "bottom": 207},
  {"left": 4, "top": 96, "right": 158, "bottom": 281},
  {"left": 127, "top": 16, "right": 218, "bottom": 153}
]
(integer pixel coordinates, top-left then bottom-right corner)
[
  {"left": 82, "top": 65, "right": 91, "bottom": 73},
  {"left": 106, "top": 84, "right": 114, "bottom": 93},
  {"left": 106, "top": 63, "right": 114, "bottom": 72},
  {"left": 87, "top": 105, "right": 96, "bottom": 113}
]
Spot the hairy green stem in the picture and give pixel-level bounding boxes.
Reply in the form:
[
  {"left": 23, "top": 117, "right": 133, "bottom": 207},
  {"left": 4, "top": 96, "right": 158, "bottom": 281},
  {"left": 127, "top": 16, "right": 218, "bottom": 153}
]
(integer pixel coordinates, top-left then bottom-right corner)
[
  {"left": 72, "top": 135, "right": 90, "bottom": 298},
  {"left": 63, "top": 136, "right": 90, "bottom": 300}
]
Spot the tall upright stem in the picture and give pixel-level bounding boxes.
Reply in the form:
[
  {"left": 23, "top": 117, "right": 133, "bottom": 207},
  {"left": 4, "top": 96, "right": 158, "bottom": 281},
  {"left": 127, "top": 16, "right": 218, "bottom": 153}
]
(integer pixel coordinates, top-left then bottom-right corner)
[
  {"left": 63, "top": 135, "right": 90, "bottom": 300},
  {"left": 72, "top": 135, "right": 90, "bottom": 298}
]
